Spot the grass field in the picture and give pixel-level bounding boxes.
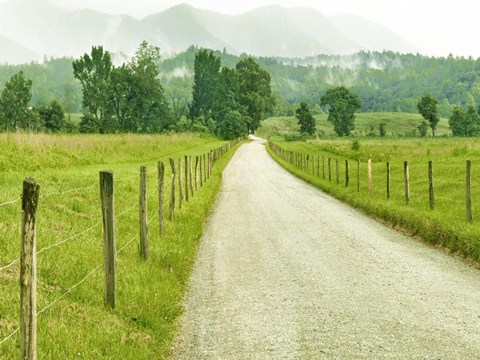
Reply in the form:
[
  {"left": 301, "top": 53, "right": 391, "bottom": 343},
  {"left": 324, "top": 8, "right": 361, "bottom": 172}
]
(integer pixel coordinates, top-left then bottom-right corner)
[
  {"left": 267, "top": 136, "right": 480, "bottom": 263},
  {"left": 0, "top": 132, "right": 241, "bottom": 359},
  {"left": 257, "top": 112, "right": 451, "bottom": 139}
]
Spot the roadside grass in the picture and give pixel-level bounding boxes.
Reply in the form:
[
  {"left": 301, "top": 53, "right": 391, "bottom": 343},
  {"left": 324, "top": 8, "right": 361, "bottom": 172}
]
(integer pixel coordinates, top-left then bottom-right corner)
[
  {"left": 0, "top": 132, "right": 243, "bottom": 359},
  {"left": 257, "top": 112, "right": 451, "bottom": 139},
  {"left": 266, "top": 137, "right": 480, "bottom": 263}
]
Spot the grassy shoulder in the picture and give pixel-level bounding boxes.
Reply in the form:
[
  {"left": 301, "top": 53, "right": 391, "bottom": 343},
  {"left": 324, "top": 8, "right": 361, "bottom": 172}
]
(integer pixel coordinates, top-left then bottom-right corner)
[
  {"left": 257, "top": 112, "right": 451, "bottom": 139},
  {"left": 0, "top": 133, "right": 244, "bottom": 359},
  {"left": 266, "top": 137, "right": 480, "bottom": 263}
]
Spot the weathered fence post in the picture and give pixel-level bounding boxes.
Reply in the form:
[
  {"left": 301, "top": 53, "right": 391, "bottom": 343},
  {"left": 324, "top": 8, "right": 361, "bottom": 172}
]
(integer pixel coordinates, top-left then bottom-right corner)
[
  {"left": 345, "top": 160, "right": 349, "bottom": 187},
  {"left": 386, "top": 161, "right": 390, "bottom": 199},
  {"left": 335, "top": 159, "right": 339, "bottom": 184},
  {"left": 428, "top": 160, "right": 434, "bottom": 210},
  {"left": 189, "top": 156, "right": 194, "bottom": 197},
  {"left": 357, "top": 159, "right": 361, "bottom": 192},
  {"left": 203, "top": 154, "right": 207, "bottom": 183},
  {"left": 317, "top": 156, "right": 320, "bottom": 177},
  {"left": 323, "top": 157, "right": 325, "bottom": 179},
  {"left": 466, "top": 160, "right": 472, "bottom": 222},
  {"left": 139, "top": 166, "right": 149, "bottom": 260},
  {"left": 404, "top": 161, "right": 410, "bottom": 205},
  {"left": 157, "top": 161, "right": 165, "bottom": 235},
  {"left": 328, "top": 158, "right": 332, "bottom": 181},
  {"left": 100, "top": 171, "right": 116, "bottom": 308},
  {"left": 195, "top": 156, "right": 199, "bottom": 190},
  {"left": 184, "top": 155, "right": 189, "bottom": 202},
  {"left": 20, "top": 177, "right": 40, "bottom": 360},
  {"left": 169, "top": 159, "right": 176, "bottom": 221},
  {"left": 199, "top": 155, "right": 203, "bottom": 187},
  {"left": 178, "top": 158, "right": 183, "bottom": 210},
  {"left": 368, "top": 159, "right": 373, "bottom": 196}
]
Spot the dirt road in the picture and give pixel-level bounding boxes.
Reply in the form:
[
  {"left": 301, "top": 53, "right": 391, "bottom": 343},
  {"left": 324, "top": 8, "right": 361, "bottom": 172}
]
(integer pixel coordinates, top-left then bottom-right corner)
[{"left": 172, "top": 137, "right": 480, "bottom": 359}]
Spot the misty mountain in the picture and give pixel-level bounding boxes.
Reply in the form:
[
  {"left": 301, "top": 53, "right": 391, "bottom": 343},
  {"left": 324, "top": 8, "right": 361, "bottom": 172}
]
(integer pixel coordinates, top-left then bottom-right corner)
[
  {"left": 0, "top": 34, "right": 37, "bottom": 64},
  {"left": 0, "top": 0, "right": 417, "bottom": 64}
]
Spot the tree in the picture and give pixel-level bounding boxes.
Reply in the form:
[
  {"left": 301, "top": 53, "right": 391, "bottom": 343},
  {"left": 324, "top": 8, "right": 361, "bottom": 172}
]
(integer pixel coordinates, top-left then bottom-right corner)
[
  {"left": 418, "top": 120, "right": 429, "bottom": 137},
  {"left": 0, "top": 71, "right": 33, "bottom": 131},
  {"left": 188, "top": 49, "right": 221, "bottom": 121},
  {"left": 36, "top": 100, "right": 65, "bottom": 132},
  {"left": 217, "top": 110, "right": 248, "bottom": 140},
  {"left": 73, "top": 46, "right": 113, "bottom": 132},
  {"left": 449, "top": 105, "right": 466, "bottom": 136},
  {"left": 417, "top": 94, "right": 439, "bottom": 137},
  {"left": 295, "top": 103, "right": 316, "bottom": 136},
  {"left": 236, "top": 57, "right": 275, "bottom": 133},
  {"left": 320, "top": 86, "right": 361, "bottom": 136}
]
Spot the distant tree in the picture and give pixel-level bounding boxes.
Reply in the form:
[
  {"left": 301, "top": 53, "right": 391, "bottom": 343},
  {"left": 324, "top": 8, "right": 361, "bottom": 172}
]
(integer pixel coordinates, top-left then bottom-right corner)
[
  {"left": 465, "top": 105, "right": 480, "bottom": 136},
  {"left": 379, "top": 122, "right": 386, "bottom": 137},
  {"left": 73, "top": 46, "right": 113, "bottom": 132},
  {"left": 295, "top": 103, "right": 316, "bottom": 136},
  {"left": 236, "top": 57, "right": 275, "bottom": 133},
  {"left": 449, "top": 105, "right": 466, "bottom": 136},
  {"left": 320, "top": 86, "right": 361, "bottom": 136},
  {"left": 417, "top": 94, "right": 439, "bottom": 137},
  {"left": 217, "top": 110, "right": 248, "bottom": 140},
  {"left": 417, "top": 120, "right": 429, "bottom": 137},
  {"left": 188, "top": 49, "right": 221, "bottom": 121},
  {"left": 36, "top": 100, "right": 65, "bottom": 132},
  {"left": 0, "top": 71, "right": 33, "bottom": 131},
  {"left": 79, "top": 113, "right": 100, "bottom": 133}
]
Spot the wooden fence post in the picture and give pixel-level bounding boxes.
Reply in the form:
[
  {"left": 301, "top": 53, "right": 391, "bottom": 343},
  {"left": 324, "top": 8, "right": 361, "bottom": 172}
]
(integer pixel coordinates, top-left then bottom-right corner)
[
  {"left": 317, "top": 156, "right": 320, "bottom": 177},
  {"left": 100, "top": 171, "right": 116, "bottom": 308},
  {"left": 335, "top": 159, "right": 339, "bottom": 184},
  {"left": 386, "top": 161, "right": 390, "bottom": 199},
  {"left": 203, "top": 154, "right": 207, "bottom": 183},
  {"left": 169, "top": 159, "right": 176, "bottom": 221},
  {"left": 466, "top": 160, "right": 472, "bottom": 222},
  {"left": 139, "top": 166, "right": 148, "bottom": 260},
  {"left": 404, "top": 161, "right": 410, "bottom": 205},
  {"left": 368, "top": 159, "right": 373, "bottom": 196},
  {"left": 357, "top": 159, "right": 360, "bottom": 192},
  {"left": 345, "top": 160, "right": 349, "bottom": 187},
  {"left": 328, "top": 158, "right": 332, "bottom": 181},
  {"left": 189, "top": 156, "right": 194, "bottom": 197},
  {"left": 323, "top": 157, "right": 325, "bottom": 179},
  {"left": 428, "top": 160, "right": 434, "bottom": 210},
  {"left": 195, "top": 156, "right": 199, "bottom": 190},
  {"left": 157, "top": 161, "right": 165, "bottom": 235},
  {"left": 312, "top": 155, "right": 315, "bottom": 175},
  {"left": 178, "top": 158, "right": 183, "bottom": 210},
  {"left": 184, "top": 155, "right": 189, "bottom": 202},
  {"left": 20, "top": 177, "right": 40, "bottom": 360}
]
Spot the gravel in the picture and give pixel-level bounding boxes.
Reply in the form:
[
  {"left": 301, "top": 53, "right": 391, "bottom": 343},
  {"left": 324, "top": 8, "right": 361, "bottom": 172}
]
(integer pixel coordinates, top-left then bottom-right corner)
[{"left": 171, "top": 137, "right": 480, "bottom": 359}]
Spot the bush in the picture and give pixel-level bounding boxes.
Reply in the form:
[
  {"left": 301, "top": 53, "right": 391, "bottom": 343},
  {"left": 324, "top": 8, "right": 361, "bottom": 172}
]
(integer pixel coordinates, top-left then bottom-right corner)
[{"left": 351, "top": 139, "right": 360, "bottom": 151}]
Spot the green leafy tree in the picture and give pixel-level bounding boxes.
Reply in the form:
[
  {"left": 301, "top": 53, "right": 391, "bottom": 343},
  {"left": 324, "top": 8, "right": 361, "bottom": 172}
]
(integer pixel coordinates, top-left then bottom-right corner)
[
  {"left": 188, "top": 49, "right": 221, "bottom": 122},
  {"left": 0, "top": 71, "right": 33, "bottom": 131},
  {"left": 320, "top": 86, "right": 361, "bottom": 136},
  {"left": 449, "top": 105, "right": 466, "bottom": 136},
  {"left": 79, "top": 113, "right": 100, "bottom": 133},
  {"left": 73, "top": 46, "right": 113, "bottom": 132},
  {"left": 295, "top": 103, "right": 316, "bottom": 135},
  {"left": 418, "top": 120, "right": 429, "bottom": 137},
  {"left": 36, "top": 100, "right": 65, "bottom": 132},
  {"left": 217, "top": 110, "right": 248, "bottom": 140},
  {"left": 236, "top": 57, "right": 274, "bottom": 133},
  {"left": 417, "top": 94, "right": 439, "bottom": 137}
]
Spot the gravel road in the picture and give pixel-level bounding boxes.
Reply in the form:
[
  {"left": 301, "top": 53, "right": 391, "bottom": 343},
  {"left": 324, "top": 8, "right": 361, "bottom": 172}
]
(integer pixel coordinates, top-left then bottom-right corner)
[{"left": 172, "top": 137, "right": 480, "bottom": 359}]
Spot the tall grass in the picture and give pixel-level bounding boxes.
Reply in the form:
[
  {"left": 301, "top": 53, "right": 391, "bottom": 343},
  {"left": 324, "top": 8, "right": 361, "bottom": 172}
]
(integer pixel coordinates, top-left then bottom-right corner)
[
  {"left": 0, "top": 133, "right": 242, "bottom": 359},
  {"left": 267, "top": 137, "right": 480, "bottom": 263}
]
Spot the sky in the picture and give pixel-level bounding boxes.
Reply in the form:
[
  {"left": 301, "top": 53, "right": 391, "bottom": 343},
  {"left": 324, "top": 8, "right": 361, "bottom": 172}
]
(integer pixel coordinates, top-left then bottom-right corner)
[{"left": 46, "top": 0, "right": 480, "bottom": 58}]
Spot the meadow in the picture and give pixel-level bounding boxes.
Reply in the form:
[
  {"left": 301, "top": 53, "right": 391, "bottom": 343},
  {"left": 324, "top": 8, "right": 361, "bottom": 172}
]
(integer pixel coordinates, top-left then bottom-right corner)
[
  {"left": 0, "top": 132, "right": 241, "bottom": 359},
  {"left": 265, "top": 124, "right": 480, "bottom": 263},
  {"left": 256, "top": 112, "right": 451, "bottom": 139}
]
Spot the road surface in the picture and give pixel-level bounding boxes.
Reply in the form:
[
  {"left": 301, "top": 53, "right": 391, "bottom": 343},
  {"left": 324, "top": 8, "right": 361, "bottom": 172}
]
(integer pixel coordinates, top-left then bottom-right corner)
[{"left": 172, "top": 137, "right": 480, "bottom": 359}]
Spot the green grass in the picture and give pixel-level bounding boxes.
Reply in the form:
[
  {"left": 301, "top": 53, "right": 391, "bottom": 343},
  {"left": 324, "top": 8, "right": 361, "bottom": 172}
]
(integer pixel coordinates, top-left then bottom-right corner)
[
  {"left": 257, "top": 112, "right": 451, "bottom": 139},
  {"left": 0, "top": 132, "right": 243, "bottom": 359},
  {"left": 267, "top": 137, "right": 480, "bottom": 263}
]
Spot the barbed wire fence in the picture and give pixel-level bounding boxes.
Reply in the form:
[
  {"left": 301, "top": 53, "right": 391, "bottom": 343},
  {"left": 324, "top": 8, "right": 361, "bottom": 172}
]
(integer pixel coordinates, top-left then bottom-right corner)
[{"left": 0, "top": 138, "right": 242, "bottom": 358}]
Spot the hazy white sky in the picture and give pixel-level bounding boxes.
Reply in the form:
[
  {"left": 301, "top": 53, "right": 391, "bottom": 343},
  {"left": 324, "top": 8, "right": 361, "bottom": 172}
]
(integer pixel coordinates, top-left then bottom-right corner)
[{"left": 47, "top": 0, "right": 480, "bottom": 57}]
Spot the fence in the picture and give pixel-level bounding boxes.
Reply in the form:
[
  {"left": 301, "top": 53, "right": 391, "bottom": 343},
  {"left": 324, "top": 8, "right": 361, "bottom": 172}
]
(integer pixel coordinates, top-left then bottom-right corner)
[
  {"left": 0, "top": 138, "right": 242, "bottom": 359},
  {"left": 269, "top": 141, "right": 478, "bottom": 224}
]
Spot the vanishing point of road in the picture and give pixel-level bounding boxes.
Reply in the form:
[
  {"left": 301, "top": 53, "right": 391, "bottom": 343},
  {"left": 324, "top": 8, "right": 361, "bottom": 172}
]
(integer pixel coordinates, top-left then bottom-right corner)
[{"left": 172, "top": 137, "right": 480, "bottom": 359}]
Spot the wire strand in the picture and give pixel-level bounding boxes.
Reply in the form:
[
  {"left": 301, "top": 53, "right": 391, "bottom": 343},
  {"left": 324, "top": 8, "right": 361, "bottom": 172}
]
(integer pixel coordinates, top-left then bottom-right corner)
[
  {"left": 0, "top": 196, "right": 21, "bottom": 207},
  {"left": 0, "top": 327, "right": 19, "bottom": 346}
]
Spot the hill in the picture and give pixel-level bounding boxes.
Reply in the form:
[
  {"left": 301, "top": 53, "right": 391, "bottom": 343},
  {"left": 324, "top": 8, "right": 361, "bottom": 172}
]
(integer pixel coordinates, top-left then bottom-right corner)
[{"left": 0, "top": 1, "right": 416, "bottom": 64}]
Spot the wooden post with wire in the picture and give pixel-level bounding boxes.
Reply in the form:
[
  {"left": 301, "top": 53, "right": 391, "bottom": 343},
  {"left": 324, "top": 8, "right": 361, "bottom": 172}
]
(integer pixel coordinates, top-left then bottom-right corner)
[
  {"left": 139, "top": 166, "right": 148, "bottom": 260},
  {"left": 368, "top": 159, "right": 373, "bottom": 196},
  {"left": 20, "top": 177, "right": 40, "bottom": 360},
  {"left": 357, "top": 159, "right": 361, "bottom": 192},
  {"left": 466, "top": 160, "right": 472, "bottom": 222},
  {"left": 345, "top": 160, "right": 349, "bottom": 187},
  {"left": 404, "top": 161, "right": 410, "bottom": 205},
  {"left": 157, "top": 161, "right": 165, "bottom": 235},
  {"left": 429, "top": 160, "right": 434, "bottom": 210},
  {"left": 169, "top": 159, "right": 176, "bottom": 221},
  {"left": 100, "top": 171, "right": 117, "bottom": 308},
  {"left": 184, "top": 155, "right": 189, "bottom": 202},
  {"left": 387, "top": 161, "right": 390, "bottom": 199}
]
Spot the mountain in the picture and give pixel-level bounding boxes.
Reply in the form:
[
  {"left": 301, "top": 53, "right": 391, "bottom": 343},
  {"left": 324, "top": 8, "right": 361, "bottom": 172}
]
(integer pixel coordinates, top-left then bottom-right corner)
[
  {"left": 0, "top": 35, "right": 37, "bottom": 64},
  {"left": 0, "top": 1, "right": 417, "bottom": 64}
]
